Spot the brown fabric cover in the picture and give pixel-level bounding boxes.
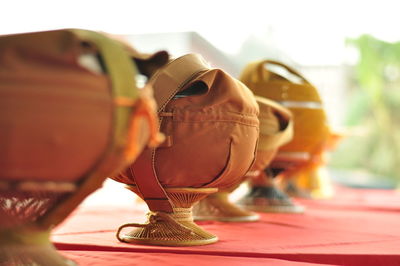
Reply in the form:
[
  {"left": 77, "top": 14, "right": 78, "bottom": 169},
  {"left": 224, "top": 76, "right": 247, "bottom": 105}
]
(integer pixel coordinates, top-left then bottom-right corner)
[
  {"left": 113, "top": 54, "right": 259, "bottom": 210},
  {"left": 0, "top": 30, "right": 158, "bottom": 184},
  {"left": 249, "top": 96, "right": 293, "bottom": 173},
  {"left": 0, "top": 30, "right": 112, "bottom": 181},
  {"left": 0, "top": 29, "right": 163, "bottom": 232}
]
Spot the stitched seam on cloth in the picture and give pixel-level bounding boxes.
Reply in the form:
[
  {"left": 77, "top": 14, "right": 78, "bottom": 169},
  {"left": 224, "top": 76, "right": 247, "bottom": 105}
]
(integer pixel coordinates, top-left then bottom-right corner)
[
  {"left": 172, "top": 110, "right": 259, "bottom": 117},
  {"left": 173, "top": 118, "right": 259, "bottom": 125},
  {"left": 171, "top": 112, "right": 259, "bottom": 126},
  {"left": 171, "top": 120, "right": 259, "bottom": 127}
]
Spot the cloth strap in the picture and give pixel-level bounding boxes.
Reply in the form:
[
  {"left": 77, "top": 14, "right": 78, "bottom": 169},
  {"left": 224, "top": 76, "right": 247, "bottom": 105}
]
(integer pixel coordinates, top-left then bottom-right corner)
[{"left": 131, "top": 54, "right": 210, "bottom": 212}]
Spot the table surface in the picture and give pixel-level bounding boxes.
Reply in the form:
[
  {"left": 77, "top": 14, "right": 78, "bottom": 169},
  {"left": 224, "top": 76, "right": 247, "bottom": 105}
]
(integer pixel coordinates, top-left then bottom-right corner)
[{"left": 53, "top": 181, "right": 400, "bottom": 266}]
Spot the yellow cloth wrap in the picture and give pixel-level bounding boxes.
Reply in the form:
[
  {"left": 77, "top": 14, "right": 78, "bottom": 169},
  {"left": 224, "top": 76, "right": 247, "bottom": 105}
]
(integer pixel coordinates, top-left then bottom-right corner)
[
  {"left": 280, "top": 108, "right": 328, "bottom": 154},
  {"left": 240, "top": 60, "right": 330, "bottom": 170}
]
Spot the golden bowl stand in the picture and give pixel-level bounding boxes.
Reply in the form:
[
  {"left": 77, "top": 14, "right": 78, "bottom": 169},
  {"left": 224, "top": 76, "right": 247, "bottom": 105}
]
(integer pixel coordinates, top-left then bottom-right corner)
[{"left": 117, "top": 186, "right": 218, "bottom": 246}]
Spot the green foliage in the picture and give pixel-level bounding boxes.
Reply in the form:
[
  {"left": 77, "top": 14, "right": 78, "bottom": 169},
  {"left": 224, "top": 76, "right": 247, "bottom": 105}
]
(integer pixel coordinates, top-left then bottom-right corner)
[{"left": 330, "top": 35, "right": 400, "bottom": 186}]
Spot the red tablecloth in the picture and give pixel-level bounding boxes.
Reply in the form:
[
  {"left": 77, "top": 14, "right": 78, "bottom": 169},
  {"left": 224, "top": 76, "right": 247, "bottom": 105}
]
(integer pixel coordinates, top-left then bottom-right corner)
[
  {"left": 53, "top": 184, "right": 400, "bottom": 266},
  {"left": 59, "top": 251, "right": 333, "bottom": 266}
]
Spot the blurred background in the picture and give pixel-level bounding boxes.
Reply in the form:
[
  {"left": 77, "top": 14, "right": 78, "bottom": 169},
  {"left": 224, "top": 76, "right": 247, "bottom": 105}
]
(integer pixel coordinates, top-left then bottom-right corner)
[{"left": 3, "top": 0, "right": 400, "bottom": 189}]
